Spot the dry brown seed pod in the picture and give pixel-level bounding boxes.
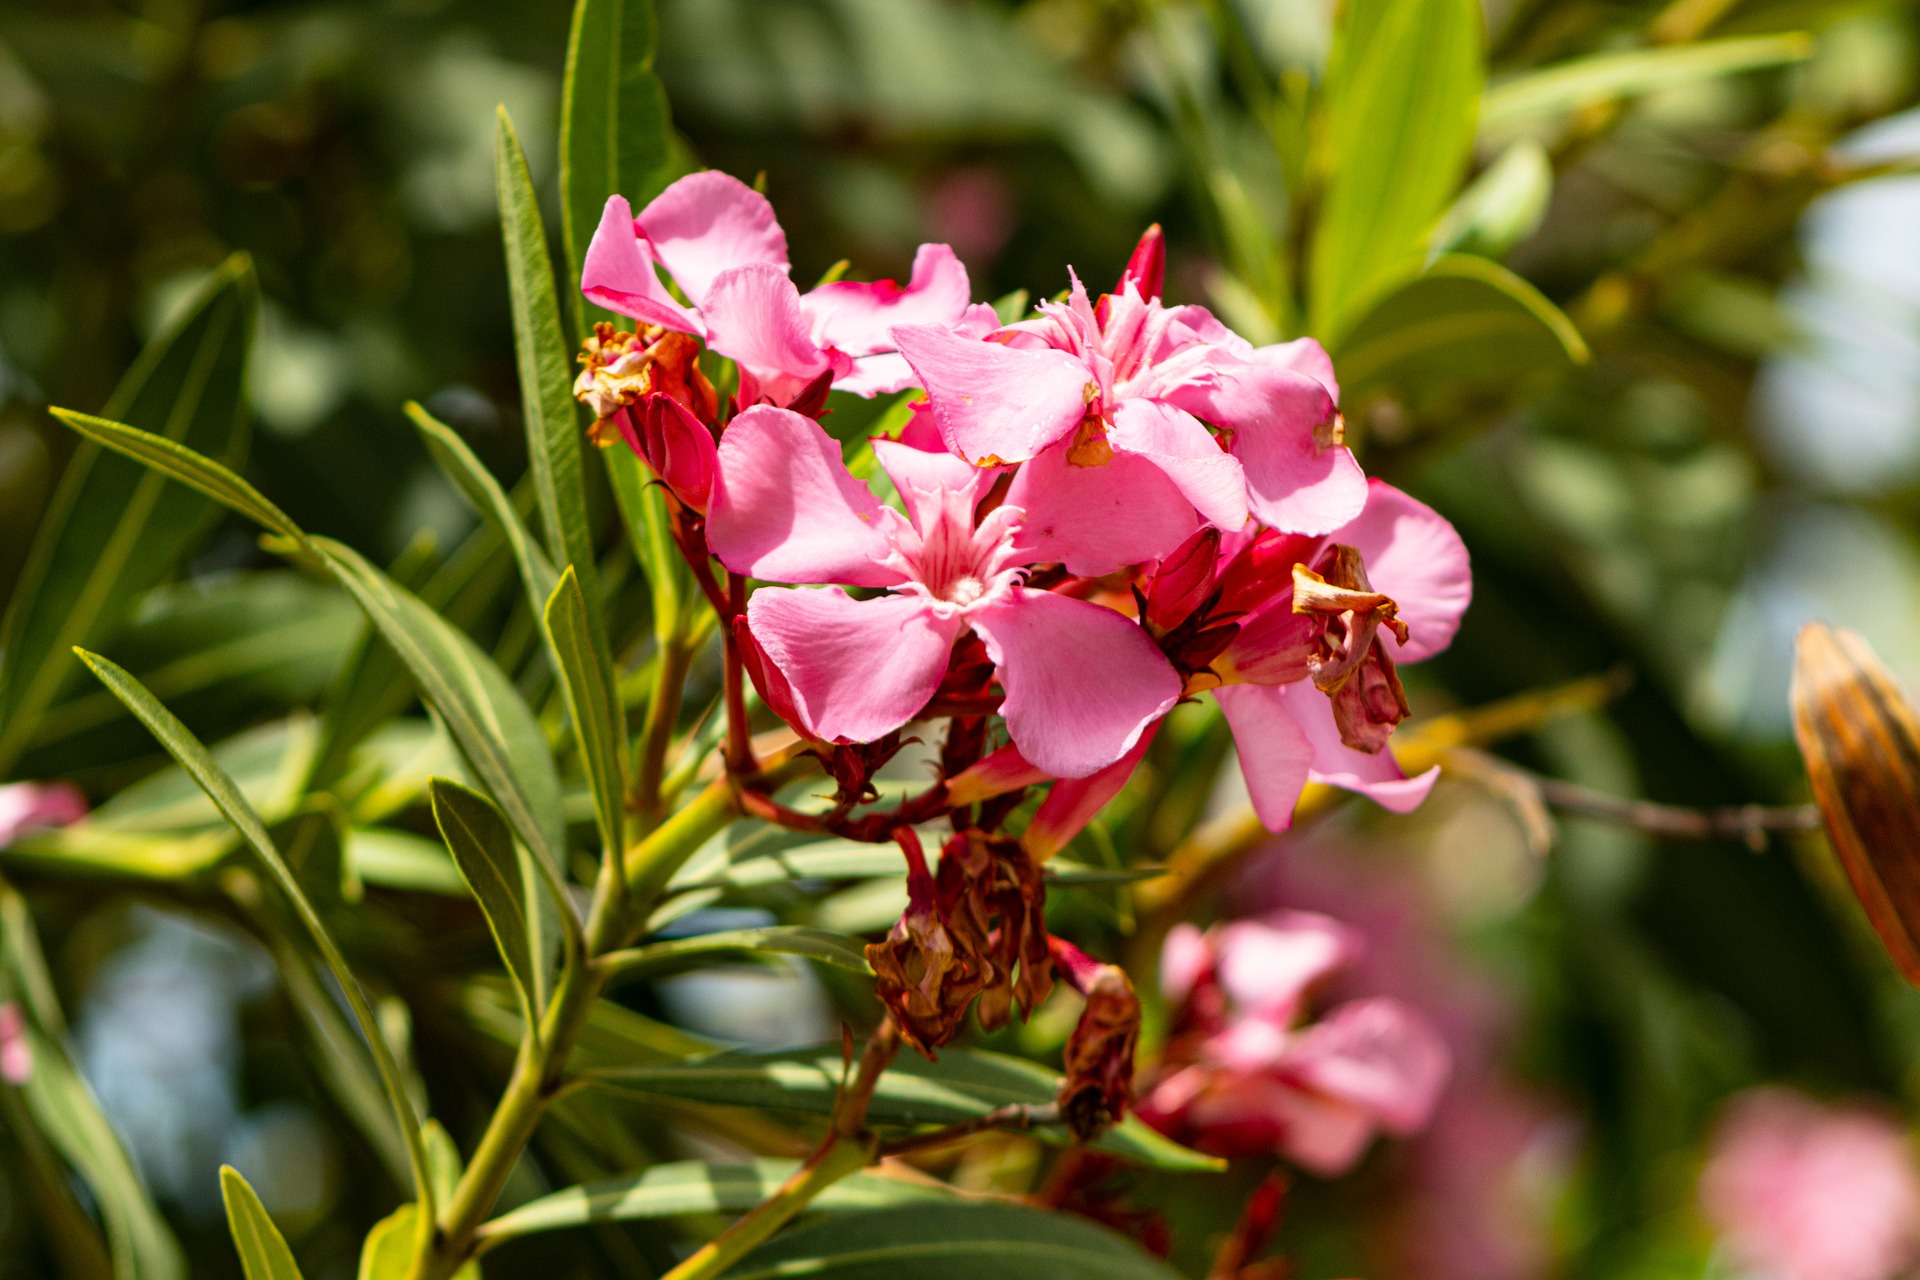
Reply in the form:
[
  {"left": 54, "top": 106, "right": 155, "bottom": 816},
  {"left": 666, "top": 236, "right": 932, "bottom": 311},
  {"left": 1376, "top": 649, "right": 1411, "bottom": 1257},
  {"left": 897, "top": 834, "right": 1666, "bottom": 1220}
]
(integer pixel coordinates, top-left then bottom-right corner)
[{"left": 1791, "top": 622, "right": 1920, "bottom": 985}]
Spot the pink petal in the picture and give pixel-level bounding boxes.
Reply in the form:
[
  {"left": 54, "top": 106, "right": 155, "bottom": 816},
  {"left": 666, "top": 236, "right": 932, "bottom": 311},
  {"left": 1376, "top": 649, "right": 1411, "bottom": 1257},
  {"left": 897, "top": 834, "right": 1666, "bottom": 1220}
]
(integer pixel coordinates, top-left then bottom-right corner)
[
  {"left": 708, "top": 406, "right": 904, "bottom": 588},
  {"left": 1109, "top": 399, "right": 1249, "bottom": 531},
  {"left": 1330, "top": 480, "right": 1471, "bottom": 664},
  {"left": 1214, "top": 684, "right": 1316, "bottom": 832},
  {"left": 871, "top": 437, "right": 996, "bottom": 531},
  {"left": 1005, "top": 441, "right": 1199, "bottom": 576},
  {"left": 969, "top": 589, "right": 1180, "bottom": 779},
  {"left": 1269, "top": 1088, "right": 1378, "bottom": 1177},
  {"left": 1280, "top": 997, "right": 1451, "bottom": 1134},
  {"left": 700, "top": 264, "right": 836, "bottom": 404},
  {"left": 1160, "top": 923, "right": 1212, "bottom": 1006},
  {"left": 1260, "top": 338, "right": 1340, "bottom": 403},
  {"left": 892, "top": 324, "right": 1093, "bottom": 466},
  {"left": 945, "top": 742, "right": 1051, "bottom": 806},
  {"left": 0, "top": 1003, "right": 28, "bottom": 1085},
  {"left": 1164, "top": 351, "right": 1362, "bottom": 535},
  {"left": 746, "top": 589, "right": 961, "bottom": 742},
  {"left": 0, "top": 782, "right": 87, "bottom": 847},
  {"left": 804, "top": 243, "right": 974, "bottom": 357},
  {"left": 581, "top": 196, "right": 703, "bottom": 333},
  {"left": 1024, "top": 720, "right": 1159, "bottom": 860},
  {"left": 834, "top": 352, "right": 914, "bottom": 398},
  {"left": 1215, "top": 911, "right": 1365, "bottom": 1023},
  {"left": 1283, "top": 683, "right": 1439, "bottom": 813},
  {"left": 636, "top": 171, "right": 789, "bottom": 306}
]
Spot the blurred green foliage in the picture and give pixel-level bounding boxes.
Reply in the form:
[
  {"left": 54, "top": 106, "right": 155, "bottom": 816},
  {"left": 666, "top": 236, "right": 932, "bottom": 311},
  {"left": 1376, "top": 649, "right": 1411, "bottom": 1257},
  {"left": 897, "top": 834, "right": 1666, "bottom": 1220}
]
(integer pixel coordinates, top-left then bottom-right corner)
[{"left": 3, "top": 0, "right": 1920, "bottom": 1277}]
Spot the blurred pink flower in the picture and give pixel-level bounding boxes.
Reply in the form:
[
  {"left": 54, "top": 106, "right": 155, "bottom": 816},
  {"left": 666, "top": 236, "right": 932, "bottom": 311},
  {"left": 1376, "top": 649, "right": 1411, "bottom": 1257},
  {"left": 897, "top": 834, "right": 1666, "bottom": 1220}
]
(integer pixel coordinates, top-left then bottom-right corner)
[
  {"left": 707, "top": 405, "right": 1179, "bottom": 777},
  {"left": 1700, "top": 1087, "right": 1920, "bottom": 1280},
  {"left": 922, "top": 168, "right": 1015, "bottom": 265},
  {"left": 1140, "top": 910, "right": 1450, "bottom": 1176},
  {"left": 0, "top": 1003, "right": 27, "bottom": 1085},
  {"left": 0, "top": 781, "right": 86, "bottom": 847},
  {"left": 583, "top": 170, "right": 993, "bottom": 405}
]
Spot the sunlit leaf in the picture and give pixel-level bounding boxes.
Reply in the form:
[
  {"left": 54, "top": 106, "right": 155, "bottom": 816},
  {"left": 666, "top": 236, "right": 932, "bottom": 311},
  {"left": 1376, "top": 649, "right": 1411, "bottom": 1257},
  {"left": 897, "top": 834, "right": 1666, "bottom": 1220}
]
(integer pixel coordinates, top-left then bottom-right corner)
[
  {"left": 597, "top": 925, "right": 874, "bottom": 981},
  {"left": 1429, "top": 139, "right": 1552, "bottom": 260},
  {"left": 358, "top": 1204, "right": 477, "bottom": 1280},
  {"left": 406, "top": 401, "right": 558, "bottom": 611},
  {"left": 220, "top": 1166, "right": 305, "bottom": 1280},
  {"left": 475, "top": 1159, "right": 955, "bottom": 1243},
  {"left": 545, "top": 567, "right": 629, "bottom": 860},
  {"left": 0, "top": 259, "right": 257, "bottom": 776},
  {"left": 1310, "top": 0, "right": 1483, "bottom": 341}
]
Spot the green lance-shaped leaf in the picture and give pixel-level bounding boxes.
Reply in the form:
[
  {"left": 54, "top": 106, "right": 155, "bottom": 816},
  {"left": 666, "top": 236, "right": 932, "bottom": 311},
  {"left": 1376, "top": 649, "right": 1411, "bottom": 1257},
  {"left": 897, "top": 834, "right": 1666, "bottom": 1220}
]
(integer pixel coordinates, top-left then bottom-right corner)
[
  {"left": 1333, "top": 253, "right": 1589, "bottom": 413},
  {"left": 596, "top": 926, "right": 874, "bottom": 982},
  {"left": 0, "top": 258, "right": 257, "bottom": 776},
  {"left": 1309, "top": 0, "right": 1484, "bottom": 343},
  {"left": 430, "top": 778, "right": 548, "bottom": 1032},
  {"left": 475, "top": 1159, "right": 956, "bottom": 1245},
  {"left": 1479, "top": 32, "right": 1813, "bottom": 135},
  {"left": 359, "top": 1204, "right": 478, "bottom": 1280},
  {"left": 726, "top": 1203, "right": 1186, "bottom": 1280},
  {"left": 406, "top": 401, "right": 559, "bottom": 610},
  {"left": 220, "top": 1166, "right": 306, "bottom": 1280},
  {"left": 545, "top": 567, "right": 629, "bottom": 861},
  {"left": 497, "top": 108, "right": 603, "bottom": 637},
  {"left": 559, "top": 0, "right": 675, "bottom": 332},
  {"left": 73, "top": 651, "right": 436, "bottom": 1223},
  {"left": 587, "top": 1043, "right": 1223, "bottom": 1173},
  {"left": 0, "top": 883, "right": 186, "bottom": 1280}
]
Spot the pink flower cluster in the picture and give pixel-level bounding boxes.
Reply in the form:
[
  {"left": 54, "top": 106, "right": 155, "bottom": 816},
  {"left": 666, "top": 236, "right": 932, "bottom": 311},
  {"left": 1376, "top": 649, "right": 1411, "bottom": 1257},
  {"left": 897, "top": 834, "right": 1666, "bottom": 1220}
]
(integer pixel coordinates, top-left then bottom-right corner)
[
  {"left": 582, "top": 171, "right": 1472, "bottom": 828},
  {"left": 1139, "top": 911, "right": 1450, "bottom": 1176},
  {"left": 1700, "top": 1088, "right": 1920, "bottom": 1280}
]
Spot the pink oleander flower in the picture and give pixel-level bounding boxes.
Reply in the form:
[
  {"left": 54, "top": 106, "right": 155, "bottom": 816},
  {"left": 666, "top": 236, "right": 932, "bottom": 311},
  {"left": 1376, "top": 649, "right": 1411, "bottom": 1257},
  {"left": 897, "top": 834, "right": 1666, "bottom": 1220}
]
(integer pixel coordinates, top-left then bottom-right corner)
[
  {"left": 0, "top": 1003, "right": 27, "bottom": 1085},
  {"left": 706, "top": 405, "right": 1181, "bottom": 778},
  {"left": 1140, "top": 910, "right": 1450, "bottom": 1177},
  {"left": 0, "top": 781, "right": 86, "bottom": 847},
  {"left": 1700, "top": 1088, "right": 1920, "bottom": 1280},
  {"left": 892, "top": 229, "right": 1360, "bottom": 575},
  {"left": 582, "top": 170, "right": 991, "bottom": 407},
  {"left": 1146, "top": 478, "right": 1471, "bottom": 830}
]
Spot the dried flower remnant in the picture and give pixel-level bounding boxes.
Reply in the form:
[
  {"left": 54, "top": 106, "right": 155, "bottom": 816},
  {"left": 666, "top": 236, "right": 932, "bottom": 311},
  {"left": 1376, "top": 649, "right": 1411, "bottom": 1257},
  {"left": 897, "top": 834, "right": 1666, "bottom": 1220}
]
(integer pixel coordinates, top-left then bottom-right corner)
[
  {"left": 1052, "top": 935, "right": 1142, "bottom": 1142},
  {"left": 575, "top": 322, "right": 718, "bottom": 440},
  {"left": 865, "top": 828, "right": 985, "bottom": 1056},
  {"left": 1791, "top": 622, "right": 1920, "bottom": 985}
]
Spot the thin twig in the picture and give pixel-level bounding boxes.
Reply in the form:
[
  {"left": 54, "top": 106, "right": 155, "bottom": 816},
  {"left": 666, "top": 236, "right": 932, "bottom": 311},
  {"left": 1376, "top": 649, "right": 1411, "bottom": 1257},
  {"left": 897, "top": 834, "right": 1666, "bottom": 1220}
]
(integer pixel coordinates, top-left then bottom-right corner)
[
  {"left": 1529, "top": 776, "right": 1819, "bottom": 848},
  {"left": 879, "top": 1104, "right": 1062, "bottom": 1159}
]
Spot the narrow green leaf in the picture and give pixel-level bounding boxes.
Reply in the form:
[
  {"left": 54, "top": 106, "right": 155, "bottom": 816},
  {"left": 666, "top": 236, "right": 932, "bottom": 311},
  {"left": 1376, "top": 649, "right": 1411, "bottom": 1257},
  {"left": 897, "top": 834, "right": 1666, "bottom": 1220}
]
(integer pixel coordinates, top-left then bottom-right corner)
[
  {"left": 74, "top": 650, "right": 435, "bottom": 1218},
  {"left": 476, "top": 1159, "right": 954, "bottom": 1243},
  {"left": 559, "top": 0, "right": 675, "bottom": 332},
  {"left": 0, "top": 259, "right": 257, "bottom": 776},
  {"left": 1334, "top": 253, "right": 1589, "bottom": 412},
  {"left": 430, "top": 778, "right": 545, "bottom": 1028},
  {"left": 220, "top": 1166, "right": 305, "bottom": 1280},
  {"left": 0, "top": 884, "right": 186, "bottom": 1280},
  {"left": 349, "top": 827, "right": 468, "bottom": 896},
  {"left": 1310, "top": 0, "right": 1484, "bottom": 342},
  {"left": 728, "top": 1203, "right": 1184, "bottom": 1280},
  {"left": 497, "top": 108, "right": 602, "bottom": 628},
  {"left": 597, "top": 926, "right": 873, "bottom": 981},
  {"left": 1429, "top": 138, "right": 1553, "bottom": 260},
  {"left": 1480, "top": 32, "right": 1813, "bottom": 133},
  {"left": 589, "top": 1044, "right": 1224, "bottom": 1172},
  {"left": 423, "top": 1121, "right": 464, "bottom": 1211},
  {"left": 605, "top": 442, "right": 690, "bottom": 644},
  {"left": 405, "top": 401, "right": 559, "bottom": 609},
  {"left": 545, "top": 567, "right": 628, "bottom": 860},
  {"left": 49, "top": 406, "right": 298, "bottom": 541},
  {"left": 358, "top": 1204, "right": 478, "bottom": 1280},
  {"left": 666, "top": 838, "right": 1152, "bottom": 894}
]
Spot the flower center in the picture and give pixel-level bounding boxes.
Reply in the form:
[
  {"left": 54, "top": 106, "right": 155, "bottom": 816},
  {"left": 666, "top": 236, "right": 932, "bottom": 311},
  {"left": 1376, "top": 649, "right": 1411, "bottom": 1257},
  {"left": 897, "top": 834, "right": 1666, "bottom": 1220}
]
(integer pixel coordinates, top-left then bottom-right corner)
[{"left": 894, "top": 488, "right": 1025, "bottom": 615}]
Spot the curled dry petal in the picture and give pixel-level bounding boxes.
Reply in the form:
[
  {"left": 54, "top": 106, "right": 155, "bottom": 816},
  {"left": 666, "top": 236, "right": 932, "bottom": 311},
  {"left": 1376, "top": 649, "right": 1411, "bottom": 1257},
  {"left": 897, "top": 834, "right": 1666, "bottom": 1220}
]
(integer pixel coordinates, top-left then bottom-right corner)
[
  {"left": 866, "top": 829, "right": 985, "bottom": 1056},
  {"left": 1053, "top": 936, "right": 1142, "bottom": 1142},
  {"left": 1791, "top": 622, "right": 1920, "bottom": 985}
]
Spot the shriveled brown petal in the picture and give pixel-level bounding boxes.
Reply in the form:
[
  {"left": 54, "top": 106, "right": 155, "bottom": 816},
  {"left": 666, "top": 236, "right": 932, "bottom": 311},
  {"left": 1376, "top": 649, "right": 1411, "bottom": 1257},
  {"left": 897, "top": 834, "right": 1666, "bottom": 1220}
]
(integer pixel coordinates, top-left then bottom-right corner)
[
  {"left": 1327, "top": 645, "right": 1411, "bottom": 754},
  {"left": 1054, "top": 940, "right": 1141, "bottom": 1142},
  {"left": 1792, "top": 622, "right": 1920, "bottom": 986}
]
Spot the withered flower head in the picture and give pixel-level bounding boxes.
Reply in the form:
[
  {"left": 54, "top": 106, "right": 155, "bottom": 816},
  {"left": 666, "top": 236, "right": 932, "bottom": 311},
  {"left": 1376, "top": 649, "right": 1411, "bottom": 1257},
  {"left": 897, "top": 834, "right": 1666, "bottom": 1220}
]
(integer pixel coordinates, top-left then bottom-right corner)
[
  {"left": 938, "top": 831, "right": 1052, "bottom": 1032},
  {"left": 1792, "top": 622, "right": 1920, "bottom": 985},
  {"left": 1052, "top": 936, "right": 1141, "bottom": 1142},
  {"left": 1292, "top": 545, "right": 1411, "bottom": 753},
  {"left": 865, "top": 828, "right": 986, "bottom": 1056},
  {"left": 574, "top": 323, "right": 718, "bottom": 443}
]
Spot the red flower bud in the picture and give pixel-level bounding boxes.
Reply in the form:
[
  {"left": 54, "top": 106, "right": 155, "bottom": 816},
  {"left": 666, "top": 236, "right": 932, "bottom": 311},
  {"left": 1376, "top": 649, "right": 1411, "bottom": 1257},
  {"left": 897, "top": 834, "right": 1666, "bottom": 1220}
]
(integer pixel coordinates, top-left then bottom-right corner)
[
  {"left": 1144, "top": 527, "right": 1220, "bottom": 633},
  {"left": 1119, "top": 224, "right": 1167, "bottom": 301},
  {"left": 636, "top": 394, "right": 717, "bottom": 513}
]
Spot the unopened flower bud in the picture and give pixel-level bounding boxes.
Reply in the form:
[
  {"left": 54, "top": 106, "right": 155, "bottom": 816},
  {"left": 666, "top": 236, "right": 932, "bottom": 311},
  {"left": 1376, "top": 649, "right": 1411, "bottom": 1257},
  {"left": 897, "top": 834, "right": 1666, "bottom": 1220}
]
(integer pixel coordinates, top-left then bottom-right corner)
[
  {"left": 1145, "top": 528, "right": 1220, "bottom": 634},
  {"left": 1052, "top": 936, "right": 1140, "bottom": 1142},
  {"left": 1792, "top": 622, "right": 1920, "bottom": 985},
  {"left": 1119, "top": 224, "right": 1166, "bottom": 301},
  {"left": 635, "top": 395, "right": 717, "bottom": 513}
]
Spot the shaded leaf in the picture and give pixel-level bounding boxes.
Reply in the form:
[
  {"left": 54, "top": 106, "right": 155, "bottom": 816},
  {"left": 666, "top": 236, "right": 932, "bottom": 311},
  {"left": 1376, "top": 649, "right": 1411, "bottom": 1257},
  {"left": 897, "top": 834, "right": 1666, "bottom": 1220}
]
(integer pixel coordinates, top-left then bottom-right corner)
[
  {"left": 728, "top": 1202, "right": 1184, "bottom": 1280},
  {"left": 431, "top": 778, "right": 547, "bottom": 1025},
  {"left": 349, "top": 827, "right": 468, "bottom": 896},
  {"left": 220, "top": 1166, "right": 305, "bottom": 1280},
  {"left": 598, "top": 926, "right": 874, "bottom": 981},
  {"left": 545, "top": 567, "right": 629, "bottom": 860},
  {"left": 476, "top": 1159, "right": 955, "bottom": 1242},
  {"left": 0, "top": 258, "right": 257, "bottom": 777},
  {"left": 1480, "top": 32, "right": 1813, "bottom": 133}
]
